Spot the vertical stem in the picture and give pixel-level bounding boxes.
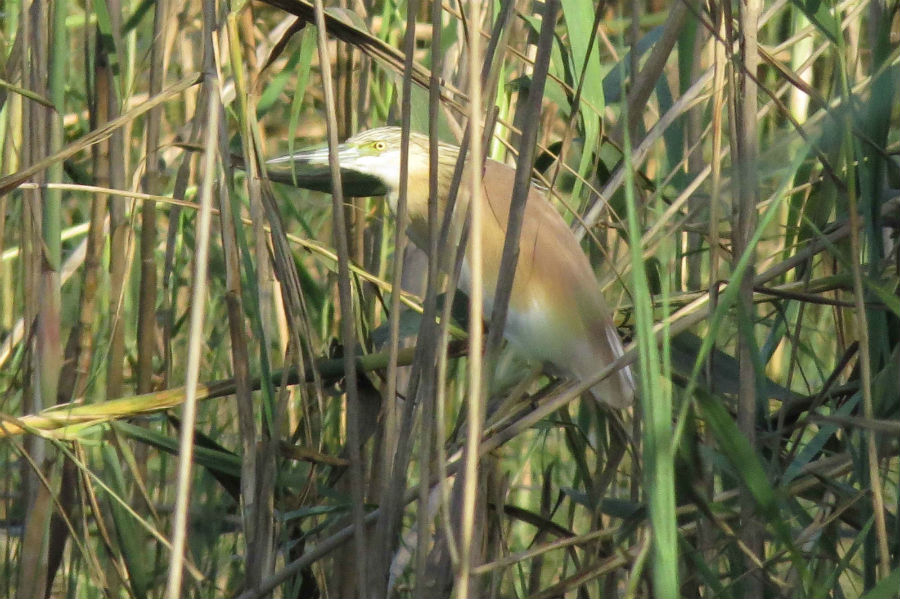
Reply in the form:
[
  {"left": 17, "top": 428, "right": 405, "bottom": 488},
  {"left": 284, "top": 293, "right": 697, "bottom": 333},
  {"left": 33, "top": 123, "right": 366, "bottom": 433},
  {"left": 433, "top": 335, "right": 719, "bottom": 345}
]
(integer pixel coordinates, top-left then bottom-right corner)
[
  {"left": 164, "top": 92, "right": 220, "bottom": 598},
  {"left": 138, "top": 0, "right": 169, "bottom": 394},
  {"left": 456, "top": 1, "right": 483, "bottom": 596},
  {"left": 484, "top": 0, "right": 557, "bottom": 363},
  {"left": 223, "top": 4, "right": 275, "bottom": 591},
  {"left": 735, "top": 0, "right": 763, "bottom": 594},
  {"left": 310, "top": 1, "right": 367, "bottom": 594},
  {"left": 45, "top": 0, "right": 64, "bottom": 273},
  {"left": 845, "top": 134, "right": 891, "bottom": 580},
  {"left": 617, "top": 7, "right": 678, "bottom": 593},
  {"left": 684, "top": 15, "right": 705, "bottom": 292},
  {"left": 375, "top": 0, "right": 419, "bottom": 590},
  {"left": 18, "top": 1, "right": 64, "bottom": 596},
  {"left": 106, "top": 0, "right": 128, "bottom": 400},
  {"left": 391, "top": 0, "right": 423, "bottom": 592},
  {"left": 623, "top": 0, "right": 689, "bottom": 143},
  {"left": 46, "top": 0, "right": 114, "bottom": 585},
  {"left": 836, "top": 2, "right": 891, "bottom": 576},
  {"left": 107, "top": 128, "right": 128, "bottom": 398},
  {"left": 703, "top": 6, "right": 727, "bottom": 591},
  {"left": 413, "top": 0, "right": 445, "bottom": 583},
  {"left": 72, "top": 0, "right": 117, "bottom": 401}
]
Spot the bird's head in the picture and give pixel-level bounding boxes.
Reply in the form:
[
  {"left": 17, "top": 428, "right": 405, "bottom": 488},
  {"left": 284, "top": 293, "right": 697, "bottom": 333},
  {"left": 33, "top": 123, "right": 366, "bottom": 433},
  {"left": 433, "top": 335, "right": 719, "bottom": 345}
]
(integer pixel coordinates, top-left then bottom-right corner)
[{"left": 266, "top": 126, "right": 448, "bottom": 198}]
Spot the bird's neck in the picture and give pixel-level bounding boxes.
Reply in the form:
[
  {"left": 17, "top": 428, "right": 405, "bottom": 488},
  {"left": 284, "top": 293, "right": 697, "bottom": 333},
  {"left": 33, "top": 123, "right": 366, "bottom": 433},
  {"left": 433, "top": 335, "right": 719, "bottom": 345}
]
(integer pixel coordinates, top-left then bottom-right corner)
[{"left": 386, "top": 145, "right": 463, "bottom": 249}]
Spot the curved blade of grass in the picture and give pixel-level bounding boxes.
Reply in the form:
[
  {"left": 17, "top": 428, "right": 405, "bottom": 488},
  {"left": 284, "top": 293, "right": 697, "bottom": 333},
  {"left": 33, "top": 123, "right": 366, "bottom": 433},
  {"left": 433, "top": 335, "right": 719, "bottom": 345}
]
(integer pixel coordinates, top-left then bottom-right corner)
[
  {"left": 101, "top": 445, "right": 151, "bottom": 598},
  {"left": 860, "top": 567, "right": 900, "bottom": 599},
  {"left": 0, "top": 341, "right": 467, "bottom": 438},
  {"left": 559, "top": 0, "right": 604, "bottom": 201},
  {"left": 0, "top": 78, "right": 54, "bottom": 108}
]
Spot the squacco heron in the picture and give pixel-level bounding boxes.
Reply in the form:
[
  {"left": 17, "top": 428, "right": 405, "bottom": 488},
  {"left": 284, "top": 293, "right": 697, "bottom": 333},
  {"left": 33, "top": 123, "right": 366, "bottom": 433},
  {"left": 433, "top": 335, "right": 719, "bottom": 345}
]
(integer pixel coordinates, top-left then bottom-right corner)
[{"left": 268, "top": 127, "right": 634, "bottom": 408}]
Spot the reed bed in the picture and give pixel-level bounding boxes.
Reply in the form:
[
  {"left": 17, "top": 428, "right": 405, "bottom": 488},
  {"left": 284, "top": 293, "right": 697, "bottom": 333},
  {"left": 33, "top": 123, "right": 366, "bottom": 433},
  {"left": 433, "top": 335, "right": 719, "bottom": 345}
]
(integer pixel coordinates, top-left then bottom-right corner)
[{"left": 0, "top": 0, "right": 897, "bottom": 596}]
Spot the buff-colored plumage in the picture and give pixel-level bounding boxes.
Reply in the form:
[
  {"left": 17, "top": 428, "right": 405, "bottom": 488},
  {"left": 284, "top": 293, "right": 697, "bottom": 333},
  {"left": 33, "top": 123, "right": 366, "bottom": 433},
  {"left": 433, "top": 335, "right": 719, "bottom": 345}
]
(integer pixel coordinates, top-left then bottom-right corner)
[{"left": 268, "top": 127, "right": 634, "bottom": 408}]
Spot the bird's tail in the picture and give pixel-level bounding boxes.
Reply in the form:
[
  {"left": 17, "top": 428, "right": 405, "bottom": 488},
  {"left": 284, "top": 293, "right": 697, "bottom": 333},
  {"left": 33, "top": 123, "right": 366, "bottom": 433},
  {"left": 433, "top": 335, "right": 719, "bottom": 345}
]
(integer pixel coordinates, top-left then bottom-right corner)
[{"left": 584, "top": 322, "right": 635, "bottom": 409}]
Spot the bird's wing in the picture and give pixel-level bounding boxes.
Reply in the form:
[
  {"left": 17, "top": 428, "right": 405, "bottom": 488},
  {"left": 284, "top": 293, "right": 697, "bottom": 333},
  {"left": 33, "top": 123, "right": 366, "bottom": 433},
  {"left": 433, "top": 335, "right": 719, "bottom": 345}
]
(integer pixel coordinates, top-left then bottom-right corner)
[{"left": 479, "top": 159, "right": 634, "bottom": 407}]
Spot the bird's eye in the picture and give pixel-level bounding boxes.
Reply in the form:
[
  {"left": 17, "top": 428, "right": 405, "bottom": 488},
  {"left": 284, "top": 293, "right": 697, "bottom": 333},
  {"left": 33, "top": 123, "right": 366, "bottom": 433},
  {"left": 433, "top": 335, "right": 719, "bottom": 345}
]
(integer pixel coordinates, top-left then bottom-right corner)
[{"left": 373, "top": 141, "right": 386, "bottom": 151}]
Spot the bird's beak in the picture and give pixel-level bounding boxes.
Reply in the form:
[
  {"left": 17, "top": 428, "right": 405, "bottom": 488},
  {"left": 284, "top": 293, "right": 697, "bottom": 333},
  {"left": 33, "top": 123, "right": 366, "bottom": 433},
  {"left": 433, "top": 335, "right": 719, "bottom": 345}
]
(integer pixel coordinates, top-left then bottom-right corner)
[{"left": 265, "top": 142, "right": 388, "bottom": 197}]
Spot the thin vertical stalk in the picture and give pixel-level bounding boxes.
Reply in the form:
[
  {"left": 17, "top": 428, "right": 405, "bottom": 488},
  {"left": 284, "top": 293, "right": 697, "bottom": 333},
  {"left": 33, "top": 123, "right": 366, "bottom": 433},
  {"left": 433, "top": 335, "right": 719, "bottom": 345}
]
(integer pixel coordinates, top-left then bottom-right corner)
[
  {"left": 45, "top": 0, "right": 65, "bottom": 272},
  {"left": 374, "top": 0, "right": 419, "bottom": 590},
  {"left": 385, "top": 0, "right": 422, "bottom": 592},
  {"left": 106, "top": 201, "right": 128, "bottom": 397},
  {"left": 734, "top": 0, "right": 763, "bottom": 594},
  {"left": 310, "top": 1, "right": 367, "bottom": 594},
  {"left": 623, "top": 0, "right": 690, "bottom": 143},
  {"left": 484, "top": 0, "right": 558, "bottom": 365},
  {"left": 621, "top": 58, "right": 679, "bottom": 599},
  {"left": 545, "top": 0, "right": 605, "bottom": 212},
  {"left": 421, "top": 8, "right": 511, "bottom": 591},
  {"left": 70, "top": 0, "right": 118, "bottom": 402},
  {"left": 137, "top": 0, "right": 170, "bottom": 394},
  {"left": 46, "top": 0, "right": 113, "bottom": 585},
  {"left": 413, "top": 0, "right": 445, "bottom": 590},
  {"left": 684, "top": 13, "right": 705, "bottom": 292},
  {"left": 456, "top": 0, "right": 483, "bottom": 595},
  {"left": 844, "top": 130, "right": 891, "bottom": 580},
  {"left": 580, "top": 0, "right": 691, "bottom": 236},
  {"left": 703, "top": 5, "right": 727, "bottom": 590},
  {"left": 834, "top": 6, "right": 891, "bottom": 577},
  {"left": 163, "top": 91, "right": 219, "bottom": 598},
  {"left": 17, "top": 1, "right": 62, "bottom": 595},
  {"left": 225, "top": 5, "right": 283, "bottom": 589},
  {"left": 106, "top": 2, "right": 128, "bottom": 400}
]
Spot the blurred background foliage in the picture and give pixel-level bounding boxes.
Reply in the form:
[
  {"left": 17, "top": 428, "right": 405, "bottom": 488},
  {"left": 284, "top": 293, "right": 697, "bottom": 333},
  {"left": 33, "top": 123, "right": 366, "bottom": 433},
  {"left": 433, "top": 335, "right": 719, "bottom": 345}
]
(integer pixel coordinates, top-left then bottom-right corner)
[{"left": 0, "top": 0, "right": 898, "bottom": 597}]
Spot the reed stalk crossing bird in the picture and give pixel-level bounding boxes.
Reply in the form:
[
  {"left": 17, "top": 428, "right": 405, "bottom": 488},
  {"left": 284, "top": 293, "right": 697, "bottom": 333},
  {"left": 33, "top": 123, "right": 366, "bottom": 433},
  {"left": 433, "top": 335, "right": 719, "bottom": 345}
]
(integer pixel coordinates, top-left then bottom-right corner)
[{"left": 267, "top": 126, "right": 634, "bottom": 408}]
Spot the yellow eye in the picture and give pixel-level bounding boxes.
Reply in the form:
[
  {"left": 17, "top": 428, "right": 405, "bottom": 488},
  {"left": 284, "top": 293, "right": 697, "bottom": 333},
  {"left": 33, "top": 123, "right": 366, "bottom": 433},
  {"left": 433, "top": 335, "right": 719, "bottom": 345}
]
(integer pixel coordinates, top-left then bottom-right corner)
[{"left": 373, "top": 141, "right": 386, "bottom": 151}]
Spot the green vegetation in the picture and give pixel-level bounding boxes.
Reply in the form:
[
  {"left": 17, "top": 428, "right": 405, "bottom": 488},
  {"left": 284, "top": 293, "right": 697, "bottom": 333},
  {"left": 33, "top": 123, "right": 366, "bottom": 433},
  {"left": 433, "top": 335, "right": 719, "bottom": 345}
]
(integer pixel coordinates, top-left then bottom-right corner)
[{"left": 0, "top": 0, "right": 897, "bottom": 596}]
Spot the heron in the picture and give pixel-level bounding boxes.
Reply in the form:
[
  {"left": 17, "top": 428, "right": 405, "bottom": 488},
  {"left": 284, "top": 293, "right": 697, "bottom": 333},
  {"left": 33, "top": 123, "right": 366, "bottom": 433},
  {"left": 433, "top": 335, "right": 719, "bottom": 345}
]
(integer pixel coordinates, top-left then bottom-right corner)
[{"left": 267, "top": 126, "right": 634, "bottom": 408}]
